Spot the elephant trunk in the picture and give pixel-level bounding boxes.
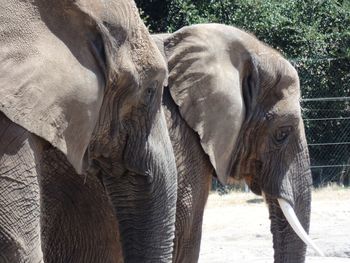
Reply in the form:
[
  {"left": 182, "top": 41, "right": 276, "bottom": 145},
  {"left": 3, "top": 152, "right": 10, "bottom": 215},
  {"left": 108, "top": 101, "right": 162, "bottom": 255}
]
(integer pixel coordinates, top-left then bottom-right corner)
[
  {"left": 267, "top": 186, "right": 311, "bottom": 263},
  {"left": 277, "top": 198, "right": 324, "bottom": 256},
  {"left": 104, "top": 108, "right": 177, "bottom": 262},
  {"left": 265, "top": 147, "right": 313, "bottom": 263}
]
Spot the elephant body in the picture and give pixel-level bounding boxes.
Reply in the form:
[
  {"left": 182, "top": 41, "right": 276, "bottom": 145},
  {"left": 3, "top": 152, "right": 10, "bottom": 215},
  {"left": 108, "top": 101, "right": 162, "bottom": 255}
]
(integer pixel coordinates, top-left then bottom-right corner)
[
  {"left": 0, "top": 112, "right": 123, "bottom": 262},
  {"left": 39, "top": 147, "right": 123, "bottom": 263},
  {"left": 0, "top": 0, "right": 177, "bottom": 262},
  {"left": 0, "top": 113, "right": 44, "bottom": 262},
  {"left": 154, "top": 23, "right": 313, "bottom": 263}
]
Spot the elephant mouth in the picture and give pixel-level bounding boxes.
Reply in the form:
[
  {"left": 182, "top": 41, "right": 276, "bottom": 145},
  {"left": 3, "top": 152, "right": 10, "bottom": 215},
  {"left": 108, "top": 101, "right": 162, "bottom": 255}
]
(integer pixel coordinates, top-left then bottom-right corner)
[{"left": 236, "top": 158, "right": 262, "bottom": 194}]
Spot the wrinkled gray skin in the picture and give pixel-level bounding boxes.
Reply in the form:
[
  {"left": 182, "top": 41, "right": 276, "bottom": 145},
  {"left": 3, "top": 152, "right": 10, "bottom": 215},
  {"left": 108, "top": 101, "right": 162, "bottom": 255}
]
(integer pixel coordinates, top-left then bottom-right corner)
[
  {"left": 153, "top": 24, "right": 312, "bottom": 263},
  {"left": 0, "top": 1, "right": 177, "bottom": 262}
]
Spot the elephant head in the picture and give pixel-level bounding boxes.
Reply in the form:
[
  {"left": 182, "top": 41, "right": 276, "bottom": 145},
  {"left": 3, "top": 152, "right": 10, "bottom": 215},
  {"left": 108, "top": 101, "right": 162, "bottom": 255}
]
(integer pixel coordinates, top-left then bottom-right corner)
[
  {"left": 0, "top": 0, "right": 177, "bottom": 261},
  {"left": 155, "top": 24, "right": 321, "bottom": 262}
]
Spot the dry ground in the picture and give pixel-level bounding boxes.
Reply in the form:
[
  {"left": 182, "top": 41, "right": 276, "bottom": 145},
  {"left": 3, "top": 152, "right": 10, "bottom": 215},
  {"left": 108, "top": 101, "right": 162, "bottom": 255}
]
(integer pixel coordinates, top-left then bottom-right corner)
[{"left": 198, "top": 186, "right": 350, "bottom": 263}]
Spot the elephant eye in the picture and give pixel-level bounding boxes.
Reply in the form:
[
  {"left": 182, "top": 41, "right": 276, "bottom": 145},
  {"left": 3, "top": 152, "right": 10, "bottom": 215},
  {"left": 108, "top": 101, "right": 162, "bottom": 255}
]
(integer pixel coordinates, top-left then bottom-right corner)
[
  {"left": 275, "top": 126, "right": 292, "bottom": 143},
  {"left": 147, "top": 88, "right": 153, "bottom": 94},
  {"left": 144, "top": 81, "right": 158, "bottom": 104}
]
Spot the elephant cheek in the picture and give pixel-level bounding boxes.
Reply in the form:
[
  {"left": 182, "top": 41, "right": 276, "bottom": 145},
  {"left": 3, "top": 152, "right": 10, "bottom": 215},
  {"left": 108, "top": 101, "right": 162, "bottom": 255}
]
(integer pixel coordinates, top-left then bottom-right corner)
[{"left": 264, "top": 152, "right": 312, "bottom": 206}]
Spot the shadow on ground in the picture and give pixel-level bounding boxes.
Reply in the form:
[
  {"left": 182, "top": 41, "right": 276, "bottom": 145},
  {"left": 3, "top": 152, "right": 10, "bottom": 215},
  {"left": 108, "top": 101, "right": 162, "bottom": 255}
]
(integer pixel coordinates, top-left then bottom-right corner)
[{"left": 246, "top": 198, "right": 264, "bottom": 204}]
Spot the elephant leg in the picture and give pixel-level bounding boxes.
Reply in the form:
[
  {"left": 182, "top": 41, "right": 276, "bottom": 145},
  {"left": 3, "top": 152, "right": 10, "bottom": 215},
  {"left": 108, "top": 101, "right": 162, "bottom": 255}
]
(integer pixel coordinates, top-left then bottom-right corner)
[
  {"left": 173, "top": 168, "right": 211, "bottom": 263},
  {"left": 0, "top": 113, "right": 44, "bottom": 263},
  {"left": 39, "top": 147, "right": 123, "bottom": 263},
  {"left": 163, "top": 89, "right": 213, "bottom": 263}
]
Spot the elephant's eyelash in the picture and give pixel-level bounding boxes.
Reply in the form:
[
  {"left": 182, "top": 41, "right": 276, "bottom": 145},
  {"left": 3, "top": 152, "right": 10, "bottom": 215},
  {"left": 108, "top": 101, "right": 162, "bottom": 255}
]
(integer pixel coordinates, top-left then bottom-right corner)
[
  {"left": 264, "top": 112, "right": 274, "bottom": 121},
  {"left": 274, "top": 126, "right": 293, "bottom": 143}
]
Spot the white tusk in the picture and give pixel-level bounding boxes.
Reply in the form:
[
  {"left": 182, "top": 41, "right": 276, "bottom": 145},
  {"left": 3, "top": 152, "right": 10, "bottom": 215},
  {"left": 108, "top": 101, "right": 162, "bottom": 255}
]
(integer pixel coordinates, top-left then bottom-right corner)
[{"left": 277, "top": 198, "right": 325, "bottom": 257}]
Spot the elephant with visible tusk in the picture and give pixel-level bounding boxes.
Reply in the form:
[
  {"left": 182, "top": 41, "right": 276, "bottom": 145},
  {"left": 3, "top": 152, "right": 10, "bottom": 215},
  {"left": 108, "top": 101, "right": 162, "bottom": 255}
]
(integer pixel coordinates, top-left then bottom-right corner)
[
  {"left": 0, "top": 0, "right": 177, "bottom": 262},
  {"left": 153, "top": 24, "right": 323, "bottom": 263}
]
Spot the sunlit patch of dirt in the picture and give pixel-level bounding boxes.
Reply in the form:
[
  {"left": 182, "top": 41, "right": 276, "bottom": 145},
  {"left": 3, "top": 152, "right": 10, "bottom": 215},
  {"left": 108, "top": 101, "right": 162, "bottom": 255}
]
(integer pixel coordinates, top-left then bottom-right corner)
[{"left": 199, "top": 187, "right": 350, "bottom": 263}]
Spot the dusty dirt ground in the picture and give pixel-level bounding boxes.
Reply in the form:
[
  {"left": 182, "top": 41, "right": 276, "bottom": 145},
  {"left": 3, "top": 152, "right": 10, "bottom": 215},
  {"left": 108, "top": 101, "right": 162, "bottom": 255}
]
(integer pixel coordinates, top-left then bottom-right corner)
[{"left": 198, "top": 186, "right": 350, "bottom": 263}]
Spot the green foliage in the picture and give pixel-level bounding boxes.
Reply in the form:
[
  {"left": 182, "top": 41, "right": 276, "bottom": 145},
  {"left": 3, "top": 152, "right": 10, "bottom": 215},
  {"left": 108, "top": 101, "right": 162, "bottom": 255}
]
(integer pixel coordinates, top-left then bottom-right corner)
[
  {"left": 135, "top": 0, "right": 349, "bottom": 95},
  {"left": 135, "top": 0, "right": 350, "bottom": 186},
  {"left": 134, "top": 0, "right": 169, "bottom": 32}
]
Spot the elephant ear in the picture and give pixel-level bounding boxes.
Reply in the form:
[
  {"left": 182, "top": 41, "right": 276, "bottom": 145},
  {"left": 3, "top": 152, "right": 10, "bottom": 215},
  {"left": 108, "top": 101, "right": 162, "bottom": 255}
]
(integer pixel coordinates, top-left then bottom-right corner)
[
  {"left": 0, "top": 1, "right": 113, "bottom": 174},
  {"left": 164, "top": 25, "right": 258, "bottom": 184}
]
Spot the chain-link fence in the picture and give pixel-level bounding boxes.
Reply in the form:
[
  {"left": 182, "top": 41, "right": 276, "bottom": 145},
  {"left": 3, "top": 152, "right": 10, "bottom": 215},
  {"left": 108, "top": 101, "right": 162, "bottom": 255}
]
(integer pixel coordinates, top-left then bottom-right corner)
[
  {"left": 302, "top": 97, "right": 350, "bottom": 187},
  {"left": 296, "top": 56, "right": 350, "bottom": 187}
]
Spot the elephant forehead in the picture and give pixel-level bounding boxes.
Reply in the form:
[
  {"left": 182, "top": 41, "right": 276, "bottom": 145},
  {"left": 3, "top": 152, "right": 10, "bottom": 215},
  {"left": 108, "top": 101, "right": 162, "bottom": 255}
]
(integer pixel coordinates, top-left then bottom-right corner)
[
  {"left": 129, "top": 30, "right": 168, "bottom": 84},
  {"left": 273, "top": 99, "right": 302, "bottom": 121},
  {"left": 80, "top": 0, "right": 167, "bottom": 85}
]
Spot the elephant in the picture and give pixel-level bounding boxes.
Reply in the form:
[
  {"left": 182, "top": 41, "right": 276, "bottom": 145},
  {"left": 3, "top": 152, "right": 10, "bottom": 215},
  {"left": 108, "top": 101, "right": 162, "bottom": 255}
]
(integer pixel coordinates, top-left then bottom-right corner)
[
  {"left": 0, "top": 0, "right": 177, "bottom": 262},
  {"left": 152, "top": 24, "right": 323, "bottom": 263}
]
